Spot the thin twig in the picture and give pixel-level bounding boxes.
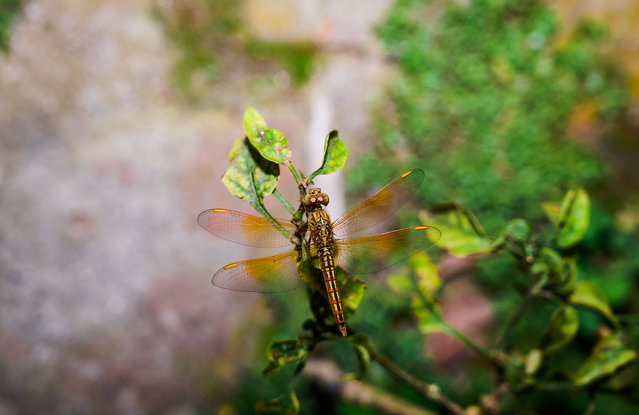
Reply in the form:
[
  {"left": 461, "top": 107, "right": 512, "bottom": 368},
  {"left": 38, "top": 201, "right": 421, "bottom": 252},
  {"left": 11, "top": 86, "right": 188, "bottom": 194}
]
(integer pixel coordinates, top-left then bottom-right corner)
[
  {"left": 362, "top": 342, "right": 465, "bottom": 415},
  {"left": 305, "top": 359, "right": 440, "bottom": 415},
  {"left": 411, "top": 272, "right": 503, "bottom": 370},
  {"left": 497, "top": 290, "right": 536, "bottom": 350},
  {"left": 438, "top": 320, "right": 504, "bottom": 369}
]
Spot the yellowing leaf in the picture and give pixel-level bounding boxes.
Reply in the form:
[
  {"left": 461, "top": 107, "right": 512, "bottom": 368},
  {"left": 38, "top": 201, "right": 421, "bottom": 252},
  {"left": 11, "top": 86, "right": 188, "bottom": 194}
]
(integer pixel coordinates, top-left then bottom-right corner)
[
  {"left": 420, "top": 210, "right": 491, "bottom": 257},
  {"left": 412, "top": 296, "right": 445, "bottom": 334},
  {"left": 572, "top": 332, "right": 637, "bottom": 386},
  {"left": 243, "top": 107, "right": 292, "bottom": 165},
  {"left": 336, "top": 268, "right": 366, "bottom": 319},
  {"left": 222, "top": 138, "right": 280, "bottom": 205},
  {"left": 411, "top": 252, "right": 440, "bottom": 301},
  {"left": 569, "top": 281, "right": 617, "bottom": 325},
  {"left": 557, "top": 187, "right": 590, "bottom": 248},
  {"left": 541, "top": 201, "right": 561, "bottom": 227},
  {"left": 386, "top": 268, "right": 412, "bottom": 293},
  {"left": 525, "top": 349, "right": 543, "bottom": 375},
  {"left": 255, "top": 390, "right": 300, "bottom": 415}
]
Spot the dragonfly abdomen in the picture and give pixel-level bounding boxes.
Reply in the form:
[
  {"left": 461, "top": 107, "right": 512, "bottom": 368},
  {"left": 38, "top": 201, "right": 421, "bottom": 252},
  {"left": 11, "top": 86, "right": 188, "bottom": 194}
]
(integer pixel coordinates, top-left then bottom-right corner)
[{"left": 318, "top": 247, "right": 347, "bottom": 337}]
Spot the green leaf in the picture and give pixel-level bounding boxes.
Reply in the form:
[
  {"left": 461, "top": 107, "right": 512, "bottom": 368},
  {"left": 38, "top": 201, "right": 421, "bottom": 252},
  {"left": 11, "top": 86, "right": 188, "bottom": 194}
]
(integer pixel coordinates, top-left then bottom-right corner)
[
  {"left": 540, "top": 306, "right": 579, "bottom": 354},
  {"left": 309, "top": 130, "right": 348, "bottom": 180},
  {"left": 556, "top": 187, "right": 590, "bottom": 248},
  {"left": 262, "top": 339, "right": 306, "bottom": 376},
  {"left": 244, "top": 107, "right": 293, "bottom": 164},
  {"left": 569, "top": 281, "right": 617, "bottom": 325},
  {"left": 502, "top": 219, "right": 531, "bottom": 242},
  {"left": 344, "top": 343, "right": 370, "bottom": 380},
  {"left": 222, "top": 138, "right": 280, "bottom": 206},
  {"left": 572, "top": 332, "right": 637, "bottom": 386},
  {"left": 411, "top": 252, "right": 440, "bottom": 302},
  {"left": 539, "top": 247, "right": 562, "bottom": 281},
  {"left": 255, "top": 390, "right": 300, "bottom": 415},
  {"left": 541, "top": 201, "right": 561, "bottom": 227},
  {"left": 244, "top": 107, "right": 269, "bottom": 135},
  {"left": 296, "top": 255, "right": 323, "bottom": 292},
  {"left": 336, "top": 267, "right": 367, "bottom": 319},
  {"left": 420, "top": 210, "right": 491, "bottom": 257},
  {"left": 412, "top": 297, "right": 445, "bottom": 334},
  {"left": 525, "top": 349, "right": 543, "bottom": 375},
  {"left": 535, "top": 248, "right": 578, "bottom": 293},
  {"left": 386, "top": 268, "right": 412, "bottom": 292}
]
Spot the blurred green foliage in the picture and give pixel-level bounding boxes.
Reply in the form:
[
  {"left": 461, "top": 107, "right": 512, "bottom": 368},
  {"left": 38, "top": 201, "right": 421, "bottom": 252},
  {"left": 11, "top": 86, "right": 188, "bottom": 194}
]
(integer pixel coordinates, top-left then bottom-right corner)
[
  {"left": 339, "top": 1, "right": 639, "bottom": 414},
  {"left": 350, "top": 0, "right": 629, "bottom": 233},
  {"left": 245, "top": 39, "right": 318, "bottom": 86},
  {"left": 0, "top": 0, "right": 20, "bottom": 51},
  {"left": 155, "top": 0, "right": 317, "bottom": 99}
]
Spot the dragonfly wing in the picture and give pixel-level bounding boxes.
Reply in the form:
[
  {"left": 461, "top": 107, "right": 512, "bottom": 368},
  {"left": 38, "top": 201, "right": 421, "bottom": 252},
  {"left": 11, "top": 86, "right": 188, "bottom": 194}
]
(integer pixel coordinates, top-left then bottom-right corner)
[
  {"left": 212, "top": 250, "right": 305, "bottom": 292},
  {"left": 334, "top": 226, "right": 441, "bottom": 274},
  {"left": 197, "top": 208, "right": 295, "bottom": 248},
  {"left": 332, "top": 169, "right": 425, "bottom": 237}
]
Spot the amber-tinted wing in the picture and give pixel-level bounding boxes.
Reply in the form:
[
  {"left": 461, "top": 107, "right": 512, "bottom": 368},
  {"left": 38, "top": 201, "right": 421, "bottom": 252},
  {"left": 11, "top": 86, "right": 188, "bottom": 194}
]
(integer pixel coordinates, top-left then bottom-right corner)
[
  {"left": 334, "top": 226, "right": 441, "bottom": 274},
  {"left": 212, "top": 250, "right": 304, "bottom": 292},
  {"left": 332, "top": 169, "right": 425, "bottom": 238},
  {"left": 197, "top": 208, "right": 295, "bottom": 248}
]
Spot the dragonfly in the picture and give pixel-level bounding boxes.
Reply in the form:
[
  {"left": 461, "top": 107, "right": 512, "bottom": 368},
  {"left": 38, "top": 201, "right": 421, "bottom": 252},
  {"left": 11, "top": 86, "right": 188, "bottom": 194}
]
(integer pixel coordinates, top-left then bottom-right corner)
[{"left": 197, "top": 169, "right": 441, "bottom": 336}]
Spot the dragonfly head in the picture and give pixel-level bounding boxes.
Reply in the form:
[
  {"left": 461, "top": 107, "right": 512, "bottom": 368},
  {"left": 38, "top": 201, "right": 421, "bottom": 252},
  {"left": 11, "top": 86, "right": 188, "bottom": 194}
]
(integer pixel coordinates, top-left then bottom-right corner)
[{"left": 305, "top": 188, "right": 330, "bottom": 207}]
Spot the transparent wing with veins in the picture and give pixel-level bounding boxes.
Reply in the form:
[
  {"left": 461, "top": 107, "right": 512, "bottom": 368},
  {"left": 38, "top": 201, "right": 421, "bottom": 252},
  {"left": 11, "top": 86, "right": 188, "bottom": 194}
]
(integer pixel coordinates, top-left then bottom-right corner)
[
  {"left": 332, "top": 169, "right": 425, "bottom": 238},
  {"left": 211, "top": 250, "right": 305, "bottom": 292},
  {"left": 197, "top": 208, "right": 295, "bottom": 248},
  {"left": 334, "top": 225, "right": 441, "bottom": 274}
]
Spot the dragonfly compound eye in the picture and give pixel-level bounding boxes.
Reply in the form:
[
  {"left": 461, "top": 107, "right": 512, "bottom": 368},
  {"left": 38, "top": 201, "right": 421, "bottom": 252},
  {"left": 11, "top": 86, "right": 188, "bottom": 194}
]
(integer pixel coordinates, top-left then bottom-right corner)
[{"left": 318, "top": 193, "right": 329, "bottom": 205}]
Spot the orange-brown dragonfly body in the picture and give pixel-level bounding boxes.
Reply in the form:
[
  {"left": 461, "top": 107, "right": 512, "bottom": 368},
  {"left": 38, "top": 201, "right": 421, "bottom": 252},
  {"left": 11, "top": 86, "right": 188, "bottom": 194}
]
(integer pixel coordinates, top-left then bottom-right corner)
[
  {"left": 198, "top": 169, "right": 440, "bottom": 336},
  {"left": 305, "top": 188, "right": 346, "bottom": 335}
]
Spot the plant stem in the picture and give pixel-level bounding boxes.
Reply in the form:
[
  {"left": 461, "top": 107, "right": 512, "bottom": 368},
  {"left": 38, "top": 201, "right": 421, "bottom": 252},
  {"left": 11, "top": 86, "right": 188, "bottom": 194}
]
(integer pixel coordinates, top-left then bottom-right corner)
[
  {"left": 498, "top": 290, "right": 536, "bottom": 350},
  {"left": 287, "top": 164, "right": 302, "bottom": 185},
  {"left": 274, "top": 188, "right": 296, "bottom": 215},
  {"left": 362, "top": 342, "right": 464, "bottom": 415},
  {"left": 411, "top": 273, "right": 503, "bottom": 369},
  {"left": 437, "top": 319, "right": 504, "bottom": 369},
  {"left": 306, "top": 359, "right": 440, "bottom": 415}
]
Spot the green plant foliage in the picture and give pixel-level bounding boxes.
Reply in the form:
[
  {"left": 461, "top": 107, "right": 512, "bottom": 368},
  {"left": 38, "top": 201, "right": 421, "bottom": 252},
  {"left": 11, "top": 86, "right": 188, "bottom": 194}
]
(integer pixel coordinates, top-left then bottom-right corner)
[
  {"left": 412, "top": 297, "right": 445, "bottom": 334},
  {"left": 336, "top": 268, "right": 367, "bottom": 320},
  {"left": 221, "top": 137, "right": 280, "bottom": 207},
  {"left": 309, "top": 130, "right": 348, "bottom": 181},
  {"left": 155, "top": 0, "right": 318, "bottom": 97},
  {"left": 255, "top": 390, "right": 300, "bottom": 415},
  {"left": 358, "top": 0, "right": 628, "bottom": 232},
  {"left": 569, "top": 281, "right": 617, "bottom": 325},
  {"left": 244, "top": 107, "right": 293, "bottom": 165},
  {"left": 263, "top": 339, "right": 306, "bottom": 376},
  {"left": 420, "top": 206, "right": 491, "bottom": 257},
  {"left": 556, "top": 187, "right": 590, "bottom": 248},
  {"left": 412, "top": 252, "right": 440, "bottom": 302},
  {"left": 245, "top": 40, "right": 318, "bottom": 86},
  {"left": 0, "top": 0, "right": 19, "bottom": 52},
  {"left": 572, "top": 332, "right": 637, "bottom": 386},
  {"left": 540, "top": 306, "right": 579, "bottom": 354},
  {"left": 208, "top": 109, "right": 639, "bottom": 414},
  {"left": 525, "top": 349, "right": 543, "bottom": 375}
]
